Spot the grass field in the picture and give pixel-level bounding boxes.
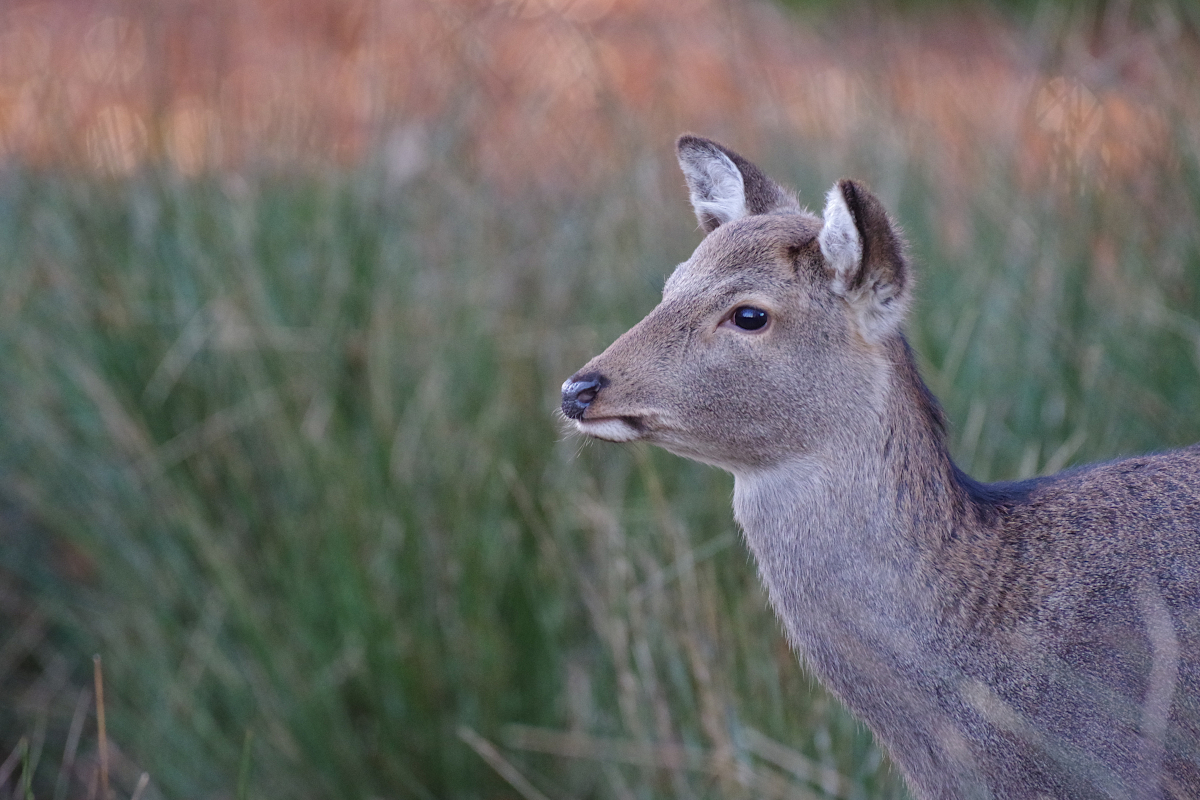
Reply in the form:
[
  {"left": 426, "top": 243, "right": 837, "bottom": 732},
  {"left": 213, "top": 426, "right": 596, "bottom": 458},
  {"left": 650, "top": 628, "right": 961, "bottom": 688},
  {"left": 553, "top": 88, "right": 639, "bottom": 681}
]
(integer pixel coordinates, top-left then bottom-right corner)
[{"left": 1, "top": 1, "right": 1199, "bottom": 798}]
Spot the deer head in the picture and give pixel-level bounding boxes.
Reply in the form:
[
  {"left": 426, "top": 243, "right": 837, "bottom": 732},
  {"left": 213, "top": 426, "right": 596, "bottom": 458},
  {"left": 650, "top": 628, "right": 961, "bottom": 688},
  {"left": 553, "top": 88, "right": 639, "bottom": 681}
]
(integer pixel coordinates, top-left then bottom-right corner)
[{"left": 562, "top": 135, "right": 911, "bottom": 475}]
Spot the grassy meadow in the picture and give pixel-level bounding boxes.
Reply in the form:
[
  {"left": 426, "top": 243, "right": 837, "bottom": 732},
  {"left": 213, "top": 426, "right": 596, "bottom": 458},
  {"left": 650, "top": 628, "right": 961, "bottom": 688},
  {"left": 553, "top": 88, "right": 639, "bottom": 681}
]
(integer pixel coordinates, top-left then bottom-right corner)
[{"left": 1, "top": 1, "right": 1200, "bottom": 798}]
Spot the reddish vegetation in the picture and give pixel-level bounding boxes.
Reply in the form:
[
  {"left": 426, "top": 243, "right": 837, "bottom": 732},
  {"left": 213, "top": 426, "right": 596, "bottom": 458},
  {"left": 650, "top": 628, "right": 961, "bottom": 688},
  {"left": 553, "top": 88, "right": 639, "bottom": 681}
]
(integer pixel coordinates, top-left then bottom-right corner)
[{"left": 0, "top": 0, "right": 1193, "bottom": 190}]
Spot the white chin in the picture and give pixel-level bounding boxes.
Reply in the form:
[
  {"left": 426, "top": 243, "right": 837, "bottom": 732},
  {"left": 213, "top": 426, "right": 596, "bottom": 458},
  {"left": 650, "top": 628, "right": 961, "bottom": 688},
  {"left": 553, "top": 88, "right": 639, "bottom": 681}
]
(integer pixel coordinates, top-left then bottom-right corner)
[{"left": 575, "top": 418, "right": 642, "bottom": 443}]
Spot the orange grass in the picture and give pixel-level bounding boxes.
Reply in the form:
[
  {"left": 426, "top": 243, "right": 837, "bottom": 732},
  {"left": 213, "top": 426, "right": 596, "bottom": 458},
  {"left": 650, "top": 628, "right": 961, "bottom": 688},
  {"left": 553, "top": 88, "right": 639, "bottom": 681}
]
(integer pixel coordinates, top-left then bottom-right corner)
[{"left": 0, "top": 0, "right": 1194, "bottom": 195}]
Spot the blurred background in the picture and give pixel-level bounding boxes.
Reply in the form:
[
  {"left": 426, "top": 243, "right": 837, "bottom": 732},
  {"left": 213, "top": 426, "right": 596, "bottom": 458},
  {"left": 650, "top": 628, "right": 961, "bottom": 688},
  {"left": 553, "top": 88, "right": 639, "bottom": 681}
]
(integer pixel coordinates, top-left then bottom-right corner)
[{"left": 1, "top": 0, "right": 1198, "bottom": 797}]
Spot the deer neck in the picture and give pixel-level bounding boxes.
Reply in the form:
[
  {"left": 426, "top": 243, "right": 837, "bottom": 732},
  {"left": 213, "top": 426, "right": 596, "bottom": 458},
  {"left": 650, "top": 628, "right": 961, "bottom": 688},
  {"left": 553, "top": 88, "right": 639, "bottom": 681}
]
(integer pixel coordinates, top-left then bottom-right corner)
[{"left": 730, "top": 337, "right": 969, "bottom": 653}]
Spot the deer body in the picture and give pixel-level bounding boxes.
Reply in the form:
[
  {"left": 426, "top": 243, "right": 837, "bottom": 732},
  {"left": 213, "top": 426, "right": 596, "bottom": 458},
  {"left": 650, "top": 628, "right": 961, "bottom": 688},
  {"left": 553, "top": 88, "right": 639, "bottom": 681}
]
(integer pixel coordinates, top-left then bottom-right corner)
[{"left": 561, "top": 136, "right": 1200, "bottom": 799}]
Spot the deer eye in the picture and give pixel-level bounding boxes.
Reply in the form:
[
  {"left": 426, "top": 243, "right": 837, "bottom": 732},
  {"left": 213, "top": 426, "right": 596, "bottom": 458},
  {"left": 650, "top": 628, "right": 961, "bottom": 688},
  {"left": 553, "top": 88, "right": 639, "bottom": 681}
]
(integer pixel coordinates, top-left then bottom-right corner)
[{"left": 731, "top": 306, "right": 769, "bottom": 331}]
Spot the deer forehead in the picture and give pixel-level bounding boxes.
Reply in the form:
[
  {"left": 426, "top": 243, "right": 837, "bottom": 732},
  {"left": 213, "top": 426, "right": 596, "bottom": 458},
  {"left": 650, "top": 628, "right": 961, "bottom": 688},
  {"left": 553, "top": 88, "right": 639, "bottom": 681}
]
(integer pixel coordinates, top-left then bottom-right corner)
[{"left": 663, "top": 214, "right": 823, "bottom": 303}]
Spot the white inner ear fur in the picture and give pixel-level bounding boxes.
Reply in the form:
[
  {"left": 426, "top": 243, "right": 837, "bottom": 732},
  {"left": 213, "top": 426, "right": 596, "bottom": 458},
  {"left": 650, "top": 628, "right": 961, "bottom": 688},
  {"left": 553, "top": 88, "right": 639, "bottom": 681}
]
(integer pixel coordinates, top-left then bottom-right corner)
[
  {"left": 817, "top": 184, "right": 862, "bottom": 290},
  {"left": 680, "top": 148, "right": 747, "bottom": 229},
  {"left": 818, "top": 183, "right": 907, "bottom": 343}
]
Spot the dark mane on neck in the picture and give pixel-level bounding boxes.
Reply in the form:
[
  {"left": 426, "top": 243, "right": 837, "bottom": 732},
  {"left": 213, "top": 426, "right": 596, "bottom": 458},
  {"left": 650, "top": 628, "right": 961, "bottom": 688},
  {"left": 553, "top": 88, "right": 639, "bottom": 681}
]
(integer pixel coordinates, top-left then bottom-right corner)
[{"left": 891, "top": 335, "right": 1036, "bottom": 525}]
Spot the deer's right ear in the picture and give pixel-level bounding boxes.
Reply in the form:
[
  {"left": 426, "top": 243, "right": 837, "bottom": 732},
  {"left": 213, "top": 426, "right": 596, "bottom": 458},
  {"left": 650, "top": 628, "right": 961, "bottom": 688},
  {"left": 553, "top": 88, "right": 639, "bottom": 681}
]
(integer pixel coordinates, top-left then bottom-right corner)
[
  {"left": 676, "top": 135, "right": 799, "bottom": 234},
  {"left": 677, "top": 135, "right": 747, "bottom": 233},
  {"left": 818, "top": 179, "right": 910, "bottom": 342}
]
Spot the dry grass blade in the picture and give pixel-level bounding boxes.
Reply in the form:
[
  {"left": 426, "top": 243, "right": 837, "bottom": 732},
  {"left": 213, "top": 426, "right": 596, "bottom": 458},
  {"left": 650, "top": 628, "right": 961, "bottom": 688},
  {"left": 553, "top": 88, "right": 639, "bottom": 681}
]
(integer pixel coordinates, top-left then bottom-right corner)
[
  {"left": 742, "top": 727, "right": 851, "bottom": 798},
  {"left": 94, "top": 655, "right": 110, "bottom": 800},
  {"left": 457, "top": 726, "right": 559, "bottom": 800},
  {"left": 54, "top": 687, "right": 93, "bottom": 800},
  {"left": 130, "top": 772, "right": 151, "bottom": 800},
  {"left": 504, "top": 725, "right": 834, "bottom": 800},
  {"left": 503, "top": 724, "right": 706, "bottom": 773}
]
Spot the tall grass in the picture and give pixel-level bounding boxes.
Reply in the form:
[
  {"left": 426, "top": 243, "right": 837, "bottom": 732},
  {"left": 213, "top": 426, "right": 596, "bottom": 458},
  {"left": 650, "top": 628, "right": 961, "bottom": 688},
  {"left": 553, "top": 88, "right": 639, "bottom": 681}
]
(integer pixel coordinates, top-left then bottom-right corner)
[
  {"left": 0, "top": 148, "right": 901, "bottom": 798},
  {"left": 2, "top": 2, "right": 1199, "bottom": 799}
]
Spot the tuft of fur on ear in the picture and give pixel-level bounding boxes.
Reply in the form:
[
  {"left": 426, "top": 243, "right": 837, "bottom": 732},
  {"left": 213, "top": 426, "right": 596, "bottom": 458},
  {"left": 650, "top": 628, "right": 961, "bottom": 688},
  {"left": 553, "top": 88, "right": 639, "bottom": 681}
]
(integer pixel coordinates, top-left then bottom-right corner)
[
  {"left": 676, "top": 135, "right": 800, "bottom": 233},
  {"left": 818, "top": 179, "right": 910, "bottom": 342}
]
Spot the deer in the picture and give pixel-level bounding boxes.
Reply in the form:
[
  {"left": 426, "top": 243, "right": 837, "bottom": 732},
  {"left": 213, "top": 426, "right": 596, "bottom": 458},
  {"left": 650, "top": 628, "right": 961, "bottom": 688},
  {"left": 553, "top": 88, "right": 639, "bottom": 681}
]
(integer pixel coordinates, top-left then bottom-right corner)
[{"left": 560, "top": 135, "right": 1200, "bottom": 800}]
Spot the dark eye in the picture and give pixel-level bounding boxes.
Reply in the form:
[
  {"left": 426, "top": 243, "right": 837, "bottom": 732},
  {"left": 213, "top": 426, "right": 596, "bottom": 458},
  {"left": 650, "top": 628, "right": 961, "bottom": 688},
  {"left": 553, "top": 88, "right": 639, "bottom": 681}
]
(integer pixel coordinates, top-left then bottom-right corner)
[{"left": 731, "top": 306, "right": 769, "bottom": 331}]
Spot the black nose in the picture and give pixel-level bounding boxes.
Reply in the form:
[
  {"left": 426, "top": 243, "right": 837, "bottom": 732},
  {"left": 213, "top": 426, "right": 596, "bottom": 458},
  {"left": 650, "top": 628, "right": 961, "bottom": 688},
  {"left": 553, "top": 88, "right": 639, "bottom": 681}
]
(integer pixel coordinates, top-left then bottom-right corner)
[{"left": 561, "top": 373, "right": 607, "bottom": 420}]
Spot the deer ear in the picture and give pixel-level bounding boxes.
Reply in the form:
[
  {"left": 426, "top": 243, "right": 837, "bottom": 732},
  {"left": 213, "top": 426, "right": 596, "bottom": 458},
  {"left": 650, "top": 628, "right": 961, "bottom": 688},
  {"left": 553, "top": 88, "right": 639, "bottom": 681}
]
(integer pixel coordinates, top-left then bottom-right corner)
[
  {"left": 676, "top": 135, "right": 800, "bottom": 233},
  {"left": 818, "top": 179, "right": 910, "bottom": 341}
]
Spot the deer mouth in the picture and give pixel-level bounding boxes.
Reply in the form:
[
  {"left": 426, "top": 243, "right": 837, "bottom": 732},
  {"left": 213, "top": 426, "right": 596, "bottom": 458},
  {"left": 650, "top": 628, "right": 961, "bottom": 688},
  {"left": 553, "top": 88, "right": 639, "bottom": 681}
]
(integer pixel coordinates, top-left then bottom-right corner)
[{"left": 574, "top": 415, "right": 646, "bottom": 443}]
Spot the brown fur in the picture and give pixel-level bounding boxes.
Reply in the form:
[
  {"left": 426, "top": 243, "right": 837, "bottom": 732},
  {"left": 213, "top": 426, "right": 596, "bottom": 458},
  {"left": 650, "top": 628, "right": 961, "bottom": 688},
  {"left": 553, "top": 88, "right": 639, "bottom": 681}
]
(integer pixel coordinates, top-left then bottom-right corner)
[{"left": 561, "top": 135, "right": 1200, "bottom": 799}]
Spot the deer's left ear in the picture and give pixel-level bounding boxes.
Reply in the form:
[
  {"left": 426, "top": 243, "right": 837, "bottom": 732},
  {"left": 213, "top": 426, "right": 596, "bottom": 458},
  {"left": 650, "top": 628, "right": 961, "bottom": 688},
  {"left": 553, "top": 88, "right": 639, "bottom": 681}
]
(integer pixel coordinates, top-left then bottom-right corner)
[{"left": 818, "top": 179, "right": 910, "bottom": 341}]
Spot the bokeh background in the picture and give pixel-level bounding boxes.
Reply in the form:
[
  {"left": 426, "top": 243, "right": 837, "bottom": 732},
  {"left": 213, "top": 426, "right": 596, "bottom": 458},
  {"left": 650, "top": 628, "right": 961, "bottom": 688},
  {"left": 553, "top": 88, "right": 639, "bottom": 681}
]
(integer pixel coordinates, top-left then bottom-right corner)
[{"left": 1, "top": 0, "right": 1199, "bottom": 797}]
